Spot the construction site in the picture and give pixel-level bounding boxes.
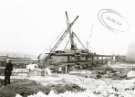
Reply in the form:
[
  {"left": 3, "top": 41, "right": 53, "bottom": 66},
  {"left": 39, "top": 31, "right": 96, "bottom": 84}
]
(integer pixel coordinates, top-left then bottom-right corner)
[{"left": 0, "top": 11, "right": 134, "bottom": 97}]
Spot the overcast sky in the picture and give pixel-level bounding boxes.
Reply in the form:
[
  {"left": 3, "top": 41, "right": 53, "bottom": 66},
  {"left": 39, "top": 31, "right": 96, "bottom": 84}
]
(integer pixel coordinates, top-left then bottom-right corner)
[{"left": 0, "top": 0, "right": 135, "bottom": 56}]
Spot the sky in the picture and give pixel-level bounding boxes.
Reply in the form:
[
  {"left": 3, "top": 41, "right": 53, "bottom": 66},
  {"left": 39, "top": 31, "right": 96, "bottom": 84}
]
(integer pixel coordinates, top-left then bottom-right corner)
[{"left": 0, "top": 0, "right": 135, "bottom": 57}]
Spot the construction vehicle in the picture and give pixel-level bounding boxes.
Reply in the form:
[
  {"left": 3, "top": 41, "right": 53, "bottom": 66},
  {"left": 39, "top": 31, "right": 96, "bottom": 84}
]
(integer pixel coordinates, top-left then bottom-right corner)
[{"left": 38, "top": 12, "right": 115, "bottom": 73}]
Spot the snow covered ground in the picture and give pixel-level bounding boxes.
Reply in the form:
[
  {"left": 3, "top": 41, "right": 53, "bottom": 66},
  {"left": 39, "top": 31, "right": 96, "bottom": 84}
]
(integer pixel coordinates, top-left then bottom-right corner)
[
  {"left": 13, "top": 72, "right": 135, "bottom": 97},
  {"left": 110, "top": 63, "right": 135, "bottom": 69},
  {"left": 1, "top": 63, "right": 134, "bottom": 97}
]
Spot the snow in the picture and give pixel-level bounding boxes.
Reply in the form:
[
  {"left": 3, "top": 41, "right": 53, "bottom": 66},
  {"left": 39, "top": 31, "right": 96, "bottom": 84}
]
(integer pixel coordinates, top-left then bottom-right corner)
[
  {"left": 14, "top": 73, "right": 135, "bottom": 97},
  {"left": 26, "top": 64, "right": 38, "bottom": 70},
  {"left": 127, "top": 71, "right": 135, "bottom": 78},
  {"left": 15, "top": 87, "right": 135, "bottom": 97},
  {"left": 44, "top": 68, "right": 52, "bottom": 75},
  {"left": 15, "top": 94, "right": 22, "bottom": 97},
  {"left": 13, "top": 63, "right": 135, "bottom": 97}
]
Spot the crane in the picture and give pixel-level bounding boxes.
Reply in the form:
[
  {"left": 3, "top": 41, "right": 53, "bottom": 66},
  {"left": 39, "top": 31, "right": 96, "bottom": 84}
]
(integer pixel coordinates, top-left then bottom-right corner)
[{"left": 38, "top": 11, "right": 79, "bottom": 64}]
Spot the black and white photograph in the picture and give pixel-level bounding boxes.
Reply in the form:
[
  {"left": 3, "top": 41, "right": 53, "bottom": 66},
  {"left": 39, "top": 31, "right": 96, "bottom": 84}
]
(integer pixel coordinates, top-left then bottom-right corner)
[{"left": 0, "top": 0, "right": 135, "bottom": 97}]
